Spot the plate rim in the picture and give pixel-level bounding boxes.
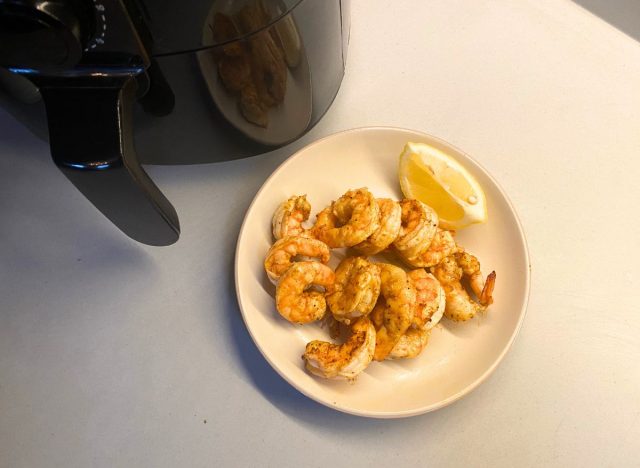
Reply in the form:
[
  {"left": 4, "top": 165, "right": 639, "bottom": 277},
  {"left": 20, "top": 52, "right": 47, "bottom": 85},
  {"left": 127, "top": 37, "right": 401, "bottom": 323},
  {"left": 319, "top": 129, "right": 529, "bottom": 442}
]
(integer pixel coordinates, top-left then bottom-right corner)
[{"left": 234, "top": 126, "right": 531, "bottom": 418}]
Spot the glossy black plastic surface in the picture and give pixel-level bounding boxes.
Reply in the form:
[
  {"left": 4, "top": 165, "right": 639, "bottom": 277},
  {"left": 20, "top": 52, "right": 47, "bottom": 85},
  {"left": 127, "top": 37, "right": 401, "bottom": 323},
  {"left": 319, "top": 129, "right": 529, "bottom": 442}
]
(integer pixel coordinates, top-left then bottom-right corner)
[
  {"left": 2, "top": 0, "right": 349, "bottom": 164},
  {"left": 0, "top": 0, "right": 349, "bottom": 245},
  {"left": 38, "top": 75, "right": 180, "bottom": 245},
  {"left": 136, "top": 0, "right": 348, "bottom": 163},
  {"left": 0, "top": 0, "right": 94, "bottom": 70},
  {"left": 134, "top": 0, "right": 304, "bottom": 54}
]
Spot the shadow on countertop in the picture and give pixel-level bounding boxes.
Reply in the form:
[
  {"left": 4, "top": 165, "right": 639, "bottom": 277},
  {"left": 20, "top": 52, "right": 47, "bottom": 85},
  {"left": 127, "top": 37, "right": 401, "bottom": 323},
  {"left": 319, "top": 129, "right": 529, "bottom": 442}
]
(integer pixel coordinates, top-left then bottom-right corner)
[
  {"left": 573, "top": 0, "right": 640, "bottom": 42},
  {"left": 0, "top": 109, "right": 155, "bottom": 275}
]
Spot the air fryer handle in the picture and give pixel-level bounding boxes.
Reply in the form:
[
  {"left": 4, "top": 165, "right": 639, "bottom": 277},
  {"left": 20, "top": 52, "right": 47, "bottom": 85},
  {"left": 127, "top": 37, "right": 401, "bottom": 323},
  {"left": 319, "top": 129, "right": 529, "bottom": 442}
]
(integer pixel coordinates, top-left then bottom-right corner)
[{"left": 38, "top": 74, "right": 180, "bottom": 246}]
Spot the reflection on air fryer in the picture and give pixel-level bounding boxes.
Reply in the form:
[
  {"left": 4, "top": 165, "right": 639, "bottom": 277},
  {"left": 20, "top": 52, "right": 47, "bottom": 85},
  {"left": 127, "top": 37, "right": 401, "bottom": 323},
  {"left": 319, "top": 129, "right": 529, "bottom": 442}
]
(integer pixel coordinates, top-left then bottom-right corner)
[
  {"left": 197, "top": 0, "right": 311, "bottom": 145},
  {"left": 213, "top": 6, "right": 289, "bottom": 127}
]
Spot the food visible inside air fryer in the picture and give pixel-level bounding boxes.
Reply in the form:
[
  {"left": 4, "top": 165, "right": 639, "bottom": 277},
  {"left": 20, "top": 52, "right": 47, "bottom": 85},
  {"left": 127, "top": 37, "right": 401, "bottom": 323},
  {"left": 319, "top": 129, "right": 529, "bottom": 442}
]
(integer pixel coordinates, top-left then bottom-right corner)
[{"left": 211, "top": 0, "right": 299, "bottom": 128}]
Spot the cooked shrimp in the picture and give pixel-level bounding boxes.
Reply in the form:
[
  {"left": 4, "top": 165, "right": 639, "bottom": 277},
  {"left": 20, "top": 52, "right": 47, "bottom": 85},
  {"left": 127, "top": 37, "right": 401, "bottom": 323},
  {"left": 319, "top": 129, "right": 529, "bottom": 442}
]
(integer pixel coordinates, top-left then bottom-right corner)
[
  {"left": 353, "top": 198, "right": 402, "bottom": 256},
  {"left": 399, "top": 229, "right": 460, "bottom": 268},
  {"left": 392, "top": 199, "right": 439, "bottom": 259},
  {"left": 312, "top": 188, "right": 380, "bottom": 248},
  {"left": 431, "top": 254, "right": 496, "bottom": 322},
  {"left": 370, "top": 263, "right": 416, "bottom": 361},
  {"left": 407, "top": 269, "right": 445, "bottom": 330},
  {"left": 272, "top": 195, "right": 312, "bottom": 240},
  {"left": 455, "top": 251, "right": 496, "bottom": 306},
  {"left": 387, "top": 327, "right": 430, "bottom": 359},
  {"left": 326, "top": 256, "right": 381, "bottom": 324},
  {"left": 275, "top": 261, "right": 335, "bottom": 324},
  {"left": 303, "top": 317, "right": 376, "bottom": 380},
  {"left": 431, "top": 256, "right": 474, "bottom": 322},
  {"left": 264, "top": 235, "right": 331, "bottom": 283}
]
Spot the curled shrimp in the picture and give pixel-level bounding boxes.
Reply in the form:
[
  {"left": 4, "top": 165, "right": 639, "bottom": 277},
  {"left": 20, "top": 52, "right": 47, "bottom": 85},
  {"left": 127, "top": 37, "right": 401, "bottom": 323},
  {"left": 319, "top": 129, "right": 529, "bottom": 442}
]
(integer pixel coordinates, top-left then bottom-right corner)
[
  {"left": 312, "top": 188, "right": 380, "bottom": 248},
  {"left": 303, "top": 317, "right": 376, "bottom": 380},
  {"left": 264, "top": 235, "right": 331, "bottom": 284},
  {"left": 353, "top": 198, "right": 402, "bottom": 256},
  {"left": 386, "top": 270, "right": 443, "bottom": 359},
  {"left": 370, "top": 263, "right": 416, "bottom": 361},
  {"left": 456, "top": 251, "right": 496, "bottom": 306},
  {"left": 387, "top": 327, "right": 430, "bottom": 359},
  {"left": 272, "top": 195, "right": 312, "bottom": 240},
  {"left": 275, "top": 261, "right": 335, "bottom": 324},
  {"left": 399, "top": 229, "right": 460, "bottom": 268},
  {"left": 431, "top": 253, "right": 496, "bottom": 322},
  {"left": 326, "top": 256, "right": 381, "bottom": 324},
  {"left": 392, "top": 200, "right": 439, "bottom": 259},
  {"left": 407, "top": 269, "right": 445, "bottom": 330}
]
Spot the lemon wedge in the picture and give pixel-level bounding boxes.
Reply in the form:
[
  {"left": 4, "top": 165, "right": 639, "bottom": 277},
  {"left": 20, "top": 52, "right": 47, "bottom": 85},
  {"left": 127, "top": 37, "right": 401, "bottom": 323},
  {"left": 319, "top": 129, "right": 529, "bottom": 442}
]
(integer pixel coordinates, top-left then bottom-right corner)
[{"left": 398, "top": 142, "right": 487, "bottom": 230}]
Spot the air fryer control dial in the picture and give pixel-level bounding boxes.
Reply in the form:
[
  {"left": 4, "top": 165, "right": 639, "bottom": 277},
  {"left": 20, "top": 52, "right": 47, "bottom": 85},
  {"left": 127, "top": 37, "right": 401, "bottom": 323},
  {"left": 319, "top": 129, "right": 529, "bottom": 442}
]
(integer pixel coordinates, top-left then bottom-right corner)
[{"left": 0, "top": 0, "right": 94, "bottom": 70}]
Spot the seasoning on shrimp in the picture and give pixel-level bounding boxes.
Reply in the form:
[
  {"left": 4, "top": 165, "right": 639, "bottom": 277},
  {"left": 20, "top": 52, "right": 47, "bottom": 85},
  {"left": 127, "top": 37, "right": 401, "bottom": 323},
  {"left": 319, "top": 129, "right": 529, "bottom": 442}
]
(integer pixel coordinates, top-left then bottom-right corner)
[
  {"left": 312, "top": 188, "right": 380, "bottom": 248},
  {"left": 272, "top": 195, "right": 312, "bottom": 240},
  {"left": 370, "top": 263, "right": 416, "bottom": 361},
  {"left": 353, "top": 198, "right": 402, "bottom": 256},
  {"left": 407, "top": 269, "right": 445, "bottom": 330},
  {"left": 303, "top": 317, "right": 376, "bottom": 380},
  {"left": 399, "top": 228, "right": 460, "bottom": 268},
  {"left": 326, "top": 256, "right": 381, "bottom": 324},
  {"left": 393, "top": 199, "right": 438, "bottom": 259},
  {"left": 456, "top": 251, "right": 495, "bottom": 307},
  {"left": 431, "top": 252, "right": 496, "bottom": 322},
  {"left": 387, "top": 327, "right": 431, "bottom": 359},
  {"left": 275, "top": 261, "right": 335, "bottom": 324},
  {"left": 386, "top": 270, "right": 446, "bottom": 359},
  {"left": 264, "top": 235, "right": 330, "bottom": 283}
]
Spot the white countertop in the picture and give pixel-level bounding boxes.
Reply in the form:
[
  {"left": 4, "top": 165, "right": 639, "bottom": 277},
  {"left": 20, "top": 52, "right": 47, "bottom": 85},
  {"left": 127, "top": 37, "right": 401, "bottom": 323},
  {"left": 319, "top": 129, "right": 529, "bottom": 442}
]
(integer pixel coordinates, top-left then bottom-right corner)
[{"left": 2, "top": 0, "right": 640, "bottom": 466}]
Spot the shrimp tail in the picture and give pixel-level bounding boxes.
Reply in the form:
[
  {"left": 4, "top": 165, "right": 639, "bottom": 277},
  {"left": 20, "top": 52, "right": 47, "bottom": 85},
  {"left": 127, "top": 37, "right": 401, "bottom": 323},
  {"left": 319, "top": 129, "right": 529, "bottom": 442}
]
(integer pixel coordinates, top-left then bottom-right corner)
[{"left": 479, "top": 271, "right": 496, "bottom": 307}]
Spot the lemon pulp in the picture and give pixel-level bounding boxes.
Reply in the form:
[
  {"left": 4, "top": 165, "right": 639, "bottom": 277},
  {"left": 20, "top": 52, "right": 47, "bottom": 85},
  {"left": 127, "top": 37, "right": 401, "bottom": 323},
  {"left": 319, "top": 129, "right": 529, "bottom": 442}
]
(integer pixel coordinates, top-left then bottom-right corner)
[{"left": 398, "top": 142, "right": 487, "bottom": 230}]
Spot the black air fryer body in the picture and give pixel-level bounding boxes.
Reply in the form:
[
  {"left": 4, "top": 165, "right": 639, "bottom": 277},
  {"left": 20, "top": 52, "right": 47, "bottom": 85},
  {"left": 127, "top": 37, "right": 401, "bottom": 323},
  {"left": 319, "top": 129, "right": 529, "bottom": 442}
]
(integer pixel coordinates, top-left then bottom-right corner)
[{"left": 0, "top": 0, "right": 350, "bottom": 245}]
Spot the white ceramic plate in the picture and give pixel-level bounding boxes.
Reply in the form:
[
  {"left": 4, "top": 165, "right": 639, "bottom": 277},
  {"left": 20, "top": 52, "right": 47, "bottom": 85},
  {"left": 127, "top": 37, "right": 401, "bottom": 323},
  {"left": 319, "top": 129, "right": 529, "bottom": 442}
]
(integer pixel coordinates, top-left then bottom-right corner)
[{"left": 235, "top": 127, "right": 530, "bottom": 418}]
